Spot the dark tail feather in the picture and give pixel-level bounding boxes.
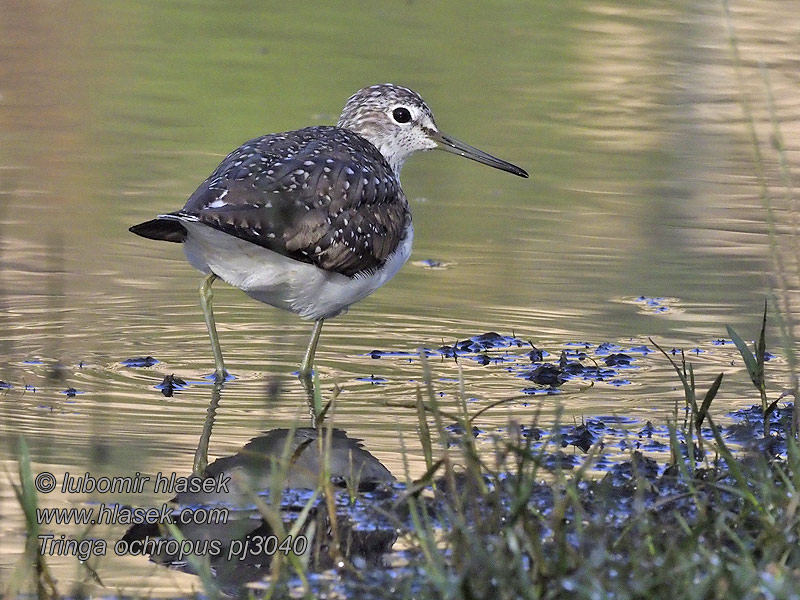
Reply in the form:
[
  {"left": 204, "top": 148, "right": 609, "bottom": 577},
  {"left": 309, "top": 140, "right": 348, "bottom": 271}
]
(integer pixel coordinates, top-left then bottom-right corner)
[{"left": 129, "top": 218, "right": 186, "bottom": 243}]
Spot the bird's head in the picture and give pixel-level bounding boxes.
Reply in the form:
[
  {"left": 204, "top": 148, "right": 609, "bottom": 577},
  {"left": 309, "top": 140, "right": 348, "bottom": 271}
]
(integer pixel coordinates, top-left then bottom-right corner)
[{"left": 338, "top": 83, "right": 528, "bottom": 179}]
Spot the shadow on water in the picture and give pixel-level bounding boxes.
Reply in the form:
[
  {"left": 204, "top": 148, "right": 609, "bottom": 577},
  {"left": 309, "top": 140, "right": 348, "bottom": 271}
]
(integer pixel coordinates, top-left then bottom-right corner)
[{"left": 121, "top": 379, "right": 398, "bottom": 595}]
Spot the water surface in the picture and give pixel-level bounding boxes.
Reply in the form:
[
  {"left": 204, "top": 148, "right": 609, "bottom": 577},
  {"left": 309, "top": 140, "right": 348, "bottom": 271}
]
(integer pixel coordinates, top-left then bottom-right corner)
[{"left": 1, "top": 0, "right": 799, "bottom": 595}]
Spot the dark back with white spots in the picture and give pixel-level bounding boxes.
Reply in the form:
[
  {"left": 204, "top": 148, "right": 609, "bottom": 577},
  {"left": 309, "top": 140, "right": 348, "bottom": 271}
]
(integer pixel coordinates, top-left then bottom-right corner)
[{"left": 177, "top": 126, "right": 410, "bottom": 278}]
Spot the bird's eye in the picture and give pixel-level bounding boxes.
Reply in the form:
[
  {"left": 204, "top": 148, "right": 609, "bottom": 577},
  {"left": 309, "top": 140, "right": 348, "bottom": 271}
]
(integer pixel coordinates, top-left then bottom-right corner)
[{"left": 392, "top": 107, "right": 412, "bottom": 123}]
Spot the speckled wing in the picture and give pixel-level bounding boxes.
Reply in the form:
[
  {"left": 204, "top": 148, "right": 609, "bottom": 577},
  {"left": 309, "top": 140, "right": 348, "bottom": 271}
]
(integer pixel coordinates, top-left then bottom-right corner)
[{"left": 178, "top": 126, "right": 410, "bottom": 278}]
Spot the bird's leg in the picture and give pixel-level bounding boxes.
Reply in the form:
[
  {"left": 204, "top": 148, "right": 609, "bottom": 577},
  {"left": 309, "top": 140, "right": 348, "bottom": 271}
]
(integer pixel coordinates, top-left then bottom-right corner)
[
  {"left": 300, "top": 372, "right": 319, "bottom": 429},
  {"left": 192, "top": 378, "right": 222, "bottom": 476},
  {"left": 300, "top": 319, "right": 325, "bottom": 427},
  {"left": 199, "top": 273, "right": 227, "bottom": 382},
  {"left": 299, "top": 318, "right": 325, "bottom": 380}
]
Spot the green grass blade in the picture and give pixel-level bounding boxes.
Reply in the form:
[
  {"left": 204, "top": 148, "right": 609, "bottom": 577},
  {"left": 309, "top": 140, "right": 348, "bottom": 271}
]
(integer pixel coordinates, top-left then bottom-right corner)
[
  {"left": 650, "top": 339, "right": 689, "bottom": 391},
  {"left": 416, "top": 386, "right": 433, "bottom": 472},
  {"left": 164, "top": 522, "right": 220, "bottom": 600},
  {"left": 756, "top": 300, "right": 768, "bottom": 375},
  {"left": 696, "top": 372, "right": 724, "bottom": 429},
  {"left": 726, "top": 324, "right": 761, "bottom": 388},
  {"left": 706, "top": 413, "right": 761, "bottom": 511}
]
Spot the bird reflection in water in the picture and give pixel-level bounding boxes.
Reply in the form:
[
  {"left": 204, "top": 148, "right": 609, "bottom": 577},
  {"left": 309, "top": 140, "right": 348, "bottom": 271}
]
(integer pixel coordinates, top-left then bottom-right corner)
[{"left": 122, "top": 381, "right": 398, "bottom": 592}]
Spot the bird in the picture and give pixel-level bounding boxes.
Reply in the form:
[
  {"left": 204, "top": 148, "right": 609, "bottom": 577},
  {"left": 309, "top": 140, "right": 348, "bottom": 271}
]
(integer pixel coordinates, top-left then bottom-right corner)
[{"left": 130, "top": 84, "right": 528, "bottom": 382}]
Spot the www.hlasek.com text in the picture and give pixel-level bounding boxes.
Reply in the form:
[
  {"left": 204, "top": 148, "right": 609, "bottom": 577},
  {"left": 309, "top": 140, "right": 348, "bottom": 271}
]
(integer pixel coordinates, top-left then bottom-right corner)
[{"left": 36, "top": 502, "right": 228, "bottom": 526}]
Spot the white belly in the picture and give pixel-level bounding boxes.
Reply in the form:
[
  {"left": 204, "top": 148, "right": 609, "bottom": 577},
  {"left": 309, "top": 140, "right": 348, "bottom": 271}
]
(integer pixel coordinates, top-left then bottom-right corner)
[{"left": 181, "top": 221, "right": 413, "bottom": 320}]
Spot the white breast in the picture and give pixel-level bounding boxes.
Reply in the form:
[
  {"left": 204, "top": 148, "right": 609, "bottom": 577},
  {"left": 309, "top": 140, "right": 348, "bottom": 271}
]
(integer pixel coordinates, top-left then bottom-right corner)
[{"left": 181, "top": 221, "right": 413, "bottom": 320}]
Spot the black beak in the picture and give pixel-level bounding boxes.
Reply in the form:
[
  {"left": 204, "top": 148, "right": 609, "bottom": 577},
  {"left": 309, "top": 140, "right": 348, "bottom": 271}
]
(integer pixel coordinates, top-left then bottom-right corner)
[{"left": 430, "top": 130, "right": 528, "bottom": 178}]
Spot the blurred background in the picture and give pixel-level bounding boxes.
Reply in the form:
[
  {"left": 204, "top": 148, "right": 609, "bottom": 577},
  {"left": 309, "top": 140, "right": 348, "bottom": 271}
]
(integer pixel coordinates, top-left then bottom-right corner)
[{"left": 1, "top": 0, "right": 798, "bottom": 594}]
